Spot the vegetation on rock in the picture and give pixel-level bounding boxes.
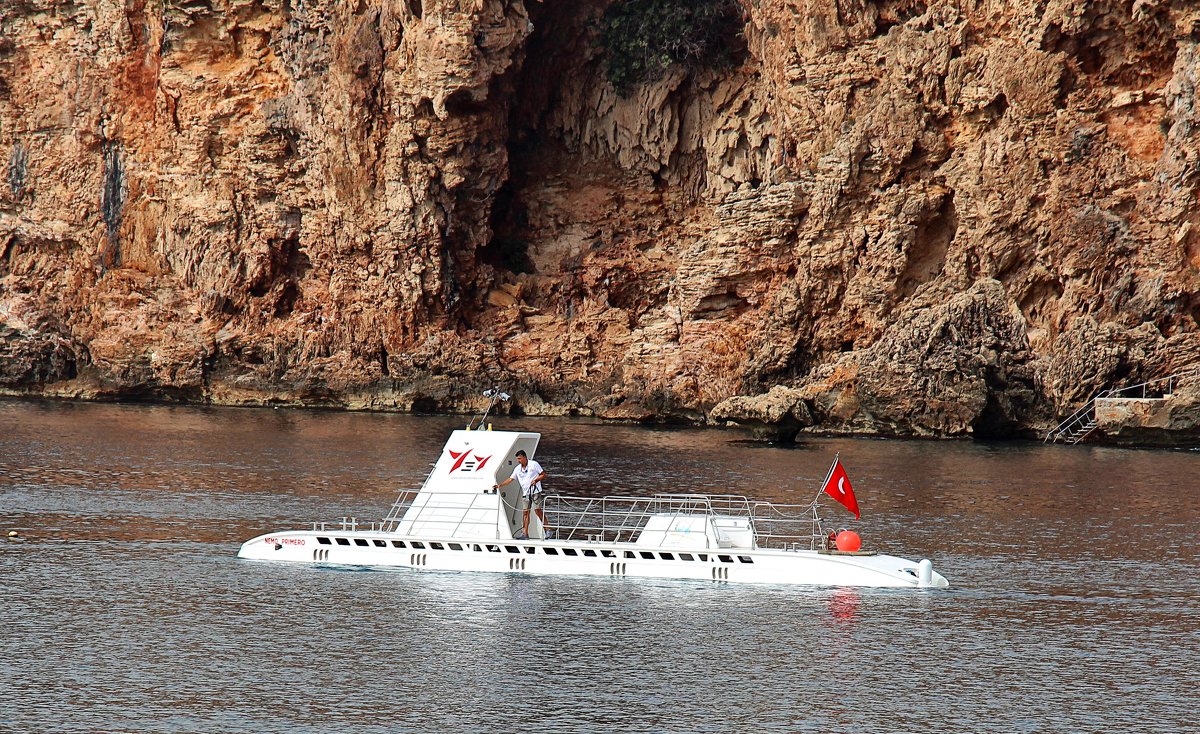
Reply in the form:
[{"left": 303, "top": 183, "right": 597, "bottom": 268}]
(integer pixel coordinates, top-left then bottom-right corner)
[{"left": 596, "top": 0, "right": 743, "bottom": 94}]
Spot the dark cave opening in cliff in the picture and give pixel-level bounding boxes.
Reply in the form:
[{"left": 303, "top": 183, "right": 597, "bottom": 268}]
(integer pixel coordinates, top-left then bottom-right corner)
[
  {"left": 478, "top": 0, "right": 601, "bottom": 276},
  {"left": 478, "top": 0, "right": 750, "bottom": 276},
  {"left": 482, "top": 180, "right": 534, "bottom": 274}
]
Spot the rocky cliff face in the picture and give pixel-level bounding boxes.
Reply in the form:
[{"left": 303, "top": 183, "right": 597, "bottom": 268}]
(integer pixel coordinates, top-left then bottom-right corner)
[{"left": 2, "top": 0, "right": 1199, "bottom": 440}]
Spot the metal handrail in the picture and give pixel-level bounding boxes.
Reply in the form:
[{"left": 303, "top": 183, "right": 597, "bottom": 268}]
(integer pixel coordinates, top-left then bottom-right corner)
[
  {"left": 383, "top": 462, "right": 437, "bottom": 529},
  {"left": 382, "top": 489, "right": 421, "bottom": 532},
  {"left": 610, "top": 498, "right": 646, "bottom": 543},
  {"left": 1045, "top": 368, "right": 1197, "bottom": 444},
  {"left": 1045, "top": 396, "right": 1101, "bottom": 443},
  {"left": 563, "top": 498, "right": 598, "bottom": 541},
  {"left": 402, "top": 492, "right": 474, "bottom": 534},
  {"left": 316, "top": 490, "right": 835, "bottom": 550},
  {"left": 545, "top": 492, "right": 829, "bottom": 549},
  {"left": 449, "top": 493, "right": 491, "bottom": 537},
  {"left": 1100, "top": 368, "right": 1197, "bottom": 400}
]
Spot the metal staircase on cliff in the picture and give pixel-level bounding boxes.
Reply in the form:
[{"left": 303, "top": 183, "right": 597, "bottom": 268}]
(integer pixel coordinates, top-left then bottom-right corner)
[{"left": 1044, "top": 370, "right": 1195, "bottom": 445}]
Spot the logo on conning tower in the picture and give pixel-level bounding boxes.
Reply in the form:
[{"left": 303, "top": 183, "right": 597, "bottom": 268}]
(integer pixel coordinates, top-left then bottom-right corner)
[{"left": 447, "top": 448, "right": 493, "bottom": 473}]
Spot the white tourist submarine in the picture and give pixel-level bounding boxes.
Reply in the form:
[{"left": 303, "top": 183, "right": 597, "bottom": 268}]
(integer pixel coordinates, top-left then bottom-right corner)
[{"left": 239, "top": 396, "right": 949, "bottom": 589}]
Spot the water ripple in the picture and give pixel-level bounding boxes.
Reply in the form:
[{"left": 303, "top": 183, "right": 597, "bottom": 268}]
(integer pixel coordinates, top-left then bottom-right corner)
[{"left": 1, "top": 400, "right": 1198, "bottom": 733}]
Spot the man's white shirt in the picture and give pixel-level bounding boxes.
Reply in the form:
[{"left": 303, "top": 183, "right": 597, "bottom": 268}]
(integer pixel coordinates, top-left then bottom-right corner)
[{"left": 510, "top": 460, "right": 544, "bottom": 496}]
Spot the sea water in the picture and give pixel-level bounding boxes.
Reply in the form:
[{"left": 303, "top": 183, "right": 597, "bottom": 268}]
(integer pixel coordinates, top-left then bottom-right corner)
[{"left": 1, "top": 400, "right": 1197, "bottom": 733}]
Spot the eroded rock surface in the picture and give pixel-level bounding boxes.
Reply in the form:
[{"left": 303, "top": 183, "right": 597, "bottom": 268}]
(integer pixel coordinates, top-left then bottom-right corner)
[
  {"left": 1094, "top": 381, "right": 1200, "bottom": 445},
  {"left": 711, "top": 384, "right": 813, "bottom": 441},
  {"left": 797, "top": 279, "right": 1042, "bottom": 437},
  {"left": 2, "top": 1, "right": 1199, "bottom": 440}
]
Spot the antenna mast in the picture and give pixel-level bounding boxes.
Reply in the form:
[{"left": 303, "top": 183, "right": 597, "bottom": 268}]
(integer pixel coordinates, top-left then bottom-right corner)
[{"left": 469, "top": 386, "right": 510, "bottom": 430}]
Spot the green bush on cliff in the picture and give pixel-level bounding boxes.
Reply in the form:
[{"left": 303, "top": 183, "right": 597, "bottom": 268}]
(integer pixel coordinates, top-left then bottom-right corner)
[{"left": 597, "top": 0, "right": 743, "bottom": 95}]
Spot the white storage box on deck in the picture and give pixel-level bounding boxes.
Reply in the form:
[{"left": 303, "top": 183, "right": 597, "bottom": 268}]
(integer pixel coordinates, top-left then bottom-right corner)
[
  {"left": 711, "top": 516, "right": 754, "bottom": 549},
  {"left": 634, "top": 514, "right": 711, "bottom": 549}
]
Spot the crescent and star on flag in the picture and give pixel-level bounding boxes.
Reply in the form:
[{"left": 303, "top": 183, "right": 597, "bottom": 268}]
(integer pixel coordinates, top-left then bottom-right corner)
[{"left": 819, "top": 453, "right": 861, "bottom": 519}]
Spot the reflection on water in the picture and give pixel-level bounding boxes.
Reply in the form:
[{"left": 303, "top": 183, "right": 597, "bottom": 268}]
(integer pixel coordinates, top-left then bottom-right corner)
[
  {"left": 1, "top": 399, "right": 1198, "bottom": 733},
  {"left": 828, "top": 587, "right": 860, "bottom": 623}
]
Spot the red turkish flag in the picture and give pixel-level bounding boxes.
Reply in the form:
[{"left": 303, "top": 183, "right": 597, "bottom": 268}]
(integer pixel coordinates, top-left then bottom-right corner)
[{"left": 822, "top": 459, "right": 860, "bottom": 519}]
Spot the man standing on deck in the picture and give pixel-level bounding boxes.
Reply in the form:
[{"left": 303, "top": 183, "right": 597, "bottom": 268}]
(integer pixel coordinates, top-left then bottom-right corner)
[{"left": 494, "top": 450, "right": 552, "bottom": 540}]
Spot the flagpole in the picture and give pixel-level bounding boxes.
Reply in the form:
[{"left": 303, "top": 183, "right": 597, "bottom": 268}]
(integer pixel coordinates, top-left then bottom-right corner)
[
  {"left": 808, "top": 452, "right": 839, "bottom": 549},
  {"left": 810, "top": 451, "right": 840, "bottom": 508}
]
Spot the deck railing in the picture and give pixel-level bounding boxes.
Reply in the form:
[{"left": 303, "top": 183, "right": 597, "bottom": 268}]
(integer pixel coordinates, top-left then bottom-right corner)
[
  {"left": 331, "top": 490, "right": 835, "bottom": 550},
  {"left": 381, "top": 463, "right": 438, "bottom": 528},
  {"left": 545, "top": 493, "right": 831, "bottom": 550}
]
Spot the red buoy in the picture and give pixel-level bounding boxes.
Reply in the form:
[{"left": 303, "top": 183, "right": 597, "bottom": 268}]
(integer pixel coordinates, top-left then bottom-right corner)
[{"left": 835, "top": 530, "right": 862, "bottom": 552}]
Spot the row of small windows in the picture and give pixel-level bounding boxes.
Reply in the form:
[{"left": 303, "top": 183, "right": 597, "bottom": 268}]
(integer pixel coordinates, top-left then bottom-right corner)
[{"left": 315, "top": 536, "right": 753, "bottom": 564}]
